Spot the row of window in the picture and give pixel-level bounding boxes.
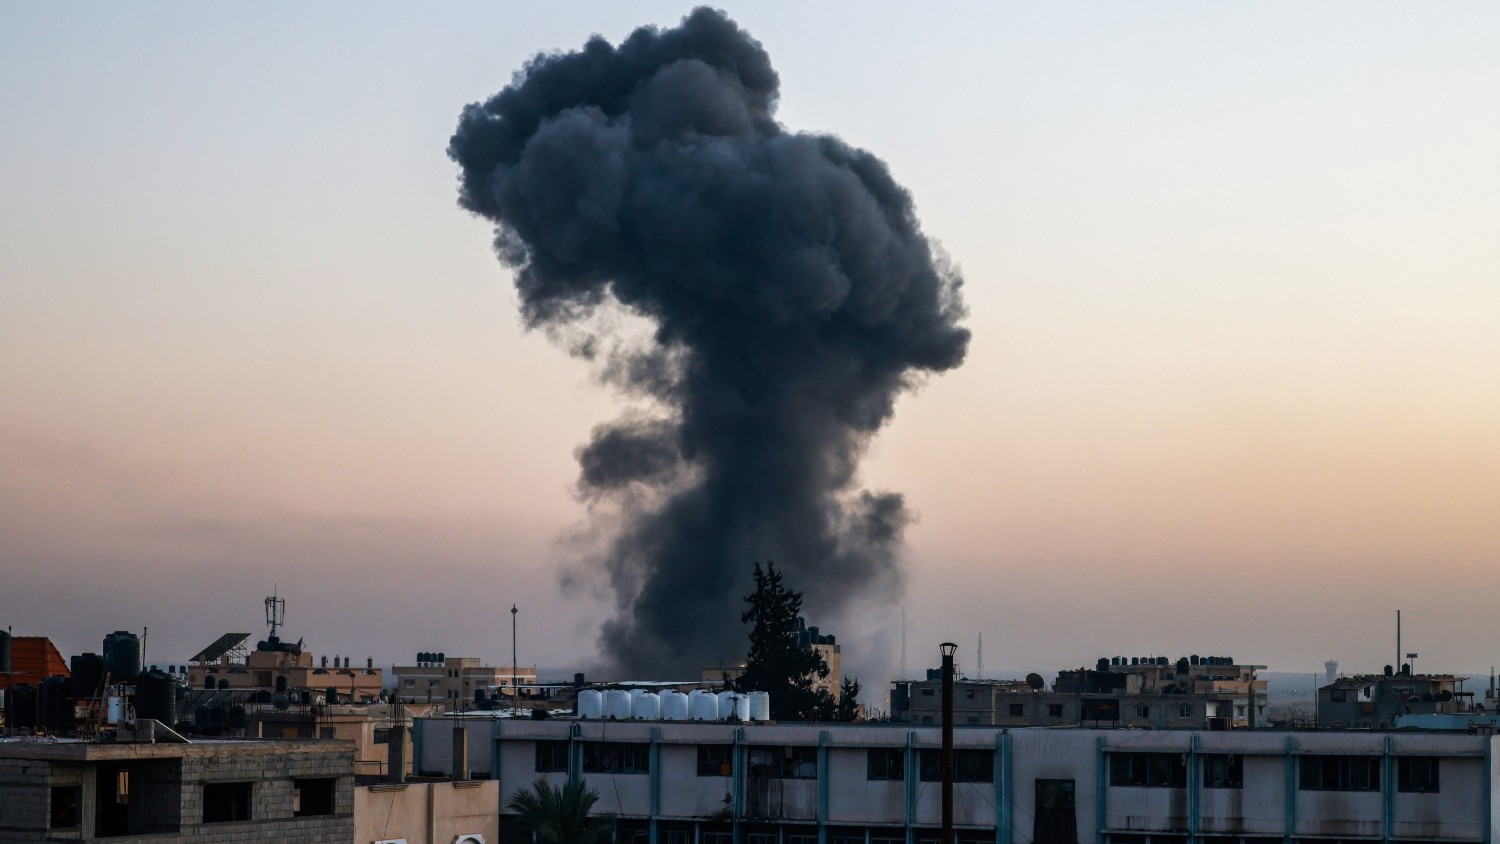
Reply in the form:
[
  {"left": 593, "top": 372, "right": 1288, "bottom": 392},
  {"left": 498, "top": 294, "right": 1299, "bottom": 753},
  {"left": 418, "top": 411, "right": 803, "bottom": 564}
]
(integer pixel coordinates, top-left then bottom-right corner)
[
  {"left": 534, "top": 743, "right": 1440, "bottom": 793},
  {"left": 1108, "top": 752, "right": 1440, "bottom": 793}
]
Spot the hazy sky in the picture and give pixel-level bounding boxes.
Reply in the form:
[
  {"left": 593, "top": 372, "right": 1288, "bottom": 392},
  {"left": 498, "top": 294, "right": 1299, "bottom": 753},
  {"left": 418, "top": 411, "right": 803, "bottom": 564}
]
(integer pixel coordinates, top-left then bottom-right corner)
[{"left": 3, "top": 3, "right": 1497, "bottom": 686}]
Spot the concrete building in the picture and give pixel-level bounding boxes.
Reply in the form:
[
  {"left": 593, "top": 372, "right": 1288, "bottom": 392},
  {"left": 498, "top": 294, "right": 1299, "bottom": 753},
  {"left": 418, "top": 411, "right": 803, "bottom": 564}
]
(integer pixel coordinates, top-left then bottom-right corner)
[
  {"left": 0, "top": 735, "right": 353, "bottom": 842},
  {"left": 1318, "top": 671, "right": 1470, "bottom": 729},
  {"left": 391, "top": 653, "right": 538, "bottom": 708},
  {"left": 355, "top": 779, "right": 499, "bottom": 844},
  {"left": 895, "top": 657, "right": 1268, "bottom": 730},
  {"left": 414, "top": 716, "right": 1496, "bottom": 844}
]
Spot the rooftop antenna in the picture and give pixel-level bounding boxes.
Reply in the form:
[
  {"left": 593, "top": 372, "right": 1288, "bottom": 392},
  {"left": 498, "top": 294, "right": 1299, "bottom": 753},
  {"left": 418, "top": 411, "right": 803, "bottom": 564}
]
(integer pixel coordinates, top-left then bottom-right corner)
[
  {"left": 265, "top": 588, "right": 286, "bottom": 641},
  {"left": 976, "top": 632, "right": 983, "bottom": 680},
  {"left": 1396, "top": 609, "right": 1401, "bottom": 676}
]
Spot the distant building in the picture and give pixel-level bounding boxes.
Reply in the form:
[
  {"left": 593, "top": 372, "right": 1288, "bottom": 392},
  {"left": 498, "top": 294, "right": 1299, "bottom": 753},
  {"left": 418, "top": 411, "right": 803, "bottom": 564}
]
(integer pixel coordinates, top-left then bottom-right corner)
[
  {"left": 0, "top": 735, "right": 353, "bottom": 841},
  {"left": 184, "top": 596, "right": 383, "bottom": 702},
  {"left": 893, "top": 655, "right": 1268, "bottom": 729},
  {"left": 1318, "top": 670, "right": 1471, "bottom": 729},
  {"left": 0, "top": 635, "right": 70, "bottom": 692},
  {"left": 390, "top": 652, "right": 537, "bottom": 708}
]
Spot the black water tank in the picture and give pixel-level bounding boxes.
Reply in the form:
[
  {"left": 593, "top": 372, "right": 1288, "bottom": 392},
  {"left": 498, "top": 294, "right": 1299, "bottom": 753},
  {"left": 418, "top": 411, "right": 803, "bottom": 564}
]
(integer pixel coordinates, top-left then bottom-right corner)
[
  {"left": 275, "top": 675, "right": 288, "bottom": 693},
  {"left": 8, "top": 683, "right": 38, "bottom": 729},
  {"left": 210, "top": 705, "right": 228, "bottom": 727},
  {"left": 0, "top": 630, "right": 10, "bottom": 673},
  {"left": 228, "top": 704, "right": 247, "bottom": 730},
  {"left": 194, "top": 704, "right": 211, "bottom": 727},
  {"left": 40, "top": 676, "right": 72, "bottom": 733},
  {"left": 325, "top": 686, "right": 338, "bottom": 705},
  {"left": 70, "top": 653, "right": 105, "bottom": 699},
  {"left": 102, "top": 631, "right": 142, "bottom": 682},
  {"left": 137, "top": 669, "right": 178, "bottom": 725}
]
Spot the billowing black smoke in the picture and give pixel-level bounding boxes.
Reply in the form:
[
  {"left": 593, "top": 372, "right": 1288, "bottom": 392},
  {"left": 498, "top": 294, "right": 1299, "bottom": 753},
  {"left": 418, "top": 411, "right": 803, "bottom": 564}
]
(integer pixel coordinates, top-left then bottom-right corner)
[{"left": 449, "top": 8, "right": 968, "bottom": 675}]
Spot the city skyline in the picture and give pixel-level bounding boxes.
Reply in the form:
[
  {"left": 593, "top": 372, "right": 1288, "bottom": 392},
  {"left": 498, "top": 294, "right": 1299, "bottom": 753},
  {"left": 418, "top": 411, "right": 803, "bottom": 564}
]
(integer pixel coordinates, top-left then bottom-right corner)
[{"left": 2, "top": 3, "right": 1497, "bottom": 683}]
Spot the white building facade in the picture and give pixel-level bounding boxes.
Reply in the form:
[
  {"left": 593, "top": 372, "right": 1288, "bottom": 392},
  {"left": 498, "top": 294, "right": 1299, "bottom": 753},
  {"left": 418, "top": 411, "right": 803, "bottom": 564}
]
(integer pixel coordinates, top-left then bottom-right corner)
[{"left": 412, "top": 717, "right": 1497, "bottom": 844}]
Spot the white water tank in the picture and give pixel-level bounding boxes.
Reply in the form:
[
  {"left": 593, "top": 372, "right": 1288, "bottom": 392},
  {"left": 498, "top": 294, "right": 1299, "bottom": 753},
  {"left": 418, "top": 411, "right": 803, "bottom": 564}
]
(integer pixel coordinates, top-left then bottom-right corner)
[
  {"left": 605, "top": 689, "right": 632, "bottom": 720},
  {"left": 749, "top": 691, "right": 771, "bottom": 721},
  {"left": 689, "top": 690, "right": 718, "bottom": 720},
  {"left": 107, "top": 696, "right": 125, "bottom": 725},
  {"left": 576, "top": 689, "right": 602, "bottom": 719},
  {"left": 660, "top": 690, "right": 688, "bottom": 720},
  {"left": 632, "top": 691, "right": 661, "bottom": 720}
]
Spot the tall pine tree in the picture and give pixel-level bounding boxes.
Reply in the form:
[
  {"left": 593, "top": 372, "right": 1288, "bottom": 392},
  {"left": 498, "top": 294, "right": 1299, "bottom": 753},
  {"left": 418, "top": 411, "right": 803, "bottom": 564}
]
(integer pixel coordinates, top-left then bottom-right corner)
[{"left": 735, "top": 561, "right": 831, "bottom": 721}]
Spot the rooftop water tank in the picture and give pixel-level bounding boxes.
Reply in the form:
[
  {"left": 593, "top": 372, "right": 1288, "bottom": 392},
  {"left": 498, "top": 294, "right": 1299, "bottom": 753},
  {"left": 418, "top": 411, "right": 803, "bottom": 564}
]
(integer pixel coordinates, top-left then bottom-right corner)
[
  {"left": 103, "top": 631, "right": 142, "bottom": 682},
  {"left": 689, "top": 690, "right": 718, "bottom": 721},
  {"left": 604, "top": 689, "right": 632, "bottom": 720},
  {"left": 70, "top": 653, "right": 105, "bottom": 700},
  {"left": 631, "top": 690, "right": 661, "bottom": 720},
  {"left": 136, "top": 669, "right": 178, "bottom": 726},
  {"left": 749, "top": 691, "right": 771, "bottom": 721},
  {"left": 660, "top": 690, "right": 688, "bottom": 720},
  {"left": 577, "top": 689, "right": 603, "bottom": 719}
]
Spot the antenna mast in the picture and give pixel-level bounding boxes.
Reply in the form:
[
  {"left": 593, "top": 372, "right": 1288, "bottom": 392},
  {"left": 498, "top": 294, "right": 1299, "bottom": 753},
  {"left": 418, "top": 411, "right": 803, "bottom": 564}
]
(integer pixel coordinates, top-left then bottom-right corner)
[
  {"left": 265, "top": 590, "right": 286, "bottom": 641},
  {"left": 977, "top": 632, "right": 983, "bottom": 680}
]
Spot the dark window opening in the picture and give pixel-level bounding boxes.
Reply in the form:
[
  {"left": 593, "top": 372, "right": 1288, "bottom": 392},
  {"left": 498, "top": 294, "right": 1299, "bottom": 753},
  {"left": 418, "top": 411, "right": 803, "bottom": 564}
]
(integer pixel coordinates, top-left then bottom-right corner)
[
  {"left": 293, "top": 778, "right": 336, "bottom": 816},
  {"left": 919, "top": 749, "right": 994, "bottom": 782},
  {"left": 867, "top": 748, "right": 904, "bottom": 780},
  {"left": 748, "top": 746, "right": 817, "bottom": 779},
  {"left": 581, "top": 741, "right": 649, "bottom": 774},
  {"left": 1110, "top": 752, "right": 1187, "bottom": 788},
  {"left": 1203, "top": 754, "right": 1243, "bottom": 788},
  {"left": 1299, "top": 756, "right": 1380, "bottom": 791},
  {"left": 1398, "top": 756, "right": 1439, "bottom": 793},
  {"left": 50, "top": 786, "right": 81, "bottom": 828},
  {"left": 536, "top": 740, "right": 569, "bottom": 773},
  {"left": 374, "top": 728, "right": 390, "bottom": 744},
  {"left": 697, "top": 744, "right": 733, "bottom": 777},
  {"left": 1009, "top": 704, "right": 1025, "bottom": 716},
  {"left": 1048, "top": 704, "right": 1064, "bottom": 717},
  {"left": 203, "top": 781, "right": 253, "bottom": 822}
]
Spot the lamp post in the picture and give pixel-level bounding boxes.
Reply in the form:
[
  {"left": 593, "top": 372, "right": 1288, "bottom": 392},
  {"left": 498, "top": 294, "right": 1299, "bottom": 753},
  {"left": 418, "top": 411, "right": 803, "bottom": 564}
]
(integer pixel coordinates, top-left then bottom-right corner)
[
  {"left": 941, "top": 642, "right": 957, "bottom": 844},
  {"left": 511, "top": 604, "right": 519, "bottom": 710}
]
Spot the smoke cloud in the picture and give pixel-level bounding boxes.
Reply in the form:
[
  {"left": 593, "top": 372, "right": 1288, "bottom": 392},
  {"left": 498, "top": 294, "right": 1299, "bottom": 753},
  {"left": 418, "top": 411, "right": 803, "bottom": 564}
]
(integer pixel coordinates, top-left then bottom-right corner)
[{"left": 450, "top": 8, "right": 969, "bottom": 675}]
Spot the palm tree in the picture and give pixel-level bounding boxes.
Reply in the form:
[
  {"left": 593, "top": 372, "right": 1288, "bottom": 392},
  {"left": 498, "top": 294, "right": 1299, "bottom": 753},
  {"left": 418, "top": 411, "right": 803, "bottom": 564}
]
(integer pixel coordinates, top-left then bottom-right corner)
[{"left": 506, "top": 778, "right": 614, "bottom": 844}]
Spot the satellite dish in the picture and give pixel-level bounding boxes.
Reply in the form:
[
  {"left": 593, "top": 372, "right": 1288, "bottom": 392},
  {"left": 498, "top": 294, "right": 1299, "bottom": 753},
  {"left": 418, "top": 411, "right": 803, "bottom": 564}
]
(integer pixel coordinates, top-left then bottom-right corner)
[{"left": 1025, "top": 673, "right": 1045, "bottom": 690}]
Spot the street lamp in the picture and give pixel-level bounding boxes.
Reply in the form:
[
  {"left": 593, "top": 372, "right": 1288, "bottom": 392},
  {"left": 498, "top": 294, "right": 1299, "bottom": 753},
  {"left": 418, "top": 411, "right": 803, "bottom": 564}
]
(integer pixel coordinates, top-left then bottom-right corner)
[{"left": 940, "top": 642, "right": 957, "bottom": 844}]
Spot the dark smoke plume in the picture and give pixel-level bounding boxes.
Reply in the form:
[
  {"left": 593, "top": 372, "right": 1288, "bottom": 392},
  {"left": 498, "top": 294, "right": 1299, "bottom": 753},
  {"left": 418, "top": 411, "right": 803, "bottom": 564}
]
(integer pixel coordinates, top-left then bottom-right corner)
[{"left": 450, "top": 8, "right": 968, "bottom": 675}]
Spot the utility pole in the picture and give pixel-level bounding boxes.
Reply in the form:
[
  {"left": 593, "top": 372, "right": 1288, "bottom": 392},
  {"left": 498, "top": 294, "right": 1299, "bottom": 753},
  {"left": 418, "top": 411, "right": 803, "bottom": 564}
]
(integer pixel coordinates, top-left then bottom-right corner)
[
  {"left": 511, "top": 604, "right": 519, "bottom": 710},
  {"left": 941, "top": 642, "right": 957, "bottom": 844}
]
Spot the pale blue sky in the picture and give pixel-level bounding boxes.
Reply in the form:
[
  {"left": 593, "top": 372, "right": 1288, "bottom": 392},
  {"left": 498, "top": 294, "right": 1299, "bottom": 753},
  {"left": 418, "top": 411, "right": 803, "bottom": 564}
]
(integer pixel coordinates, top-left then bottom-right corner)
[{"left": 2, "top": 3, "right": 1497, "bottom": 684}]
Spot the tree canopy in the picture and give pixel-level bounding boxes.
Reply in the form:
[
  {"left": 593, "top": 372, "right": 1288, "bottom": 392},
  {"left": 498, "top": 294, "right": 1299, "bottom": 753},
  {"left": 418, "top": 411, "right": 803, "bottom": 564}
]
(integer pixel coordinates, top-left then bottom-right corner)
[
  {"left": 506, "top": 778, "right": 613, "bottom": 844},
  {"left": 734, "top": 560, "right": 834, "bottom": 721}
]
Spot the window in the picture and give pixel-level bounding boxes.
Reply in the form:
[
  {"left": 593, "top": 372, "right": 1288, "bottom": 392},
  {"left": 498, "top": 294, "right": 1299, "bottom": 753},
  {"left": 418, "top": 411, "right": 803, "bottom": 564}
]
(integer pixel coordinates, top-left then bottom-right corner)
[
  {"left": 965, "top": 689, "right": 976, "bottom": 699},
  {"left": 293, "top": 778, "right": 336, "bottom": 816},
  {"left": 702, "top": 833, "right": 734, "bottom": 844},
  {"left": 1300, "top": 756, "right": 1380, "bottom": 791},
  {"left": 697, "top": 745, "right": 733, "bottom": 777},
  {"left": 49, "top": 786, "right": 81, "bottom": 829},
  {"left": 1110, "top": 753, "right": 1187, "bottom": 788},
  {"left": 203, "top": 782, "right": 253, "bottom": 822},
  {"left": 1009, "top": 704, "right": 1025, "bottom": 717},
  {"left": 1178, "top": 705, "right": 1193, "bottom": 718},
  {"left": 749, "top": 834, "right": 778, "bottom": 844},
  {"left": 1203, "top": 754, "right": 1243, "bottom": 788},
  {"left": 536, "top": 740, "right": 569, "bottom": 772},
  {"left": 404, "top": 679, "right": 415, "bottom": 688},
  {"left": 868, "top": 748, "right": 904, "bottom": 780},
  {"left": 1135, "top": 705, "right": 1150, "bottom": 718},
  {"left": 581, "top": 742, "right": 649, "bottom": 774},
  {"left": 748, "top": 746, "right": 817, "bottom": 779},
  {"left": 919, "top": 749, "right": 994, "bottom": 782},
  {"left": 374, "top": 728, "right": 391, "bottom": 745},
  {"left": 1398, "top": 757, "right": 1439, "bottom": 793},
  {"left": 1047, "top": 704, "right": 1064, "bottom": 717}
]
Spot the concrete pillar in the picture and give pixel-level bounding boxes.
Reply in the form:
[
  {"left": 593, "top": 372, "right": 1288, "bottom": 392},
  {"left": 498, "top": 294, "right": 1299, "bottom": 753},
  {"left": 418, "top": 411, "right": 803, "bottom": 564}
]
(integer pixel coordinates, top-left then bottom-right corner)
[
  {"left": 452, "top": 724, "right": 468, "bottom": 780},
  {"left": 388, "top": 724, "right": 408, "bottom": 783}
]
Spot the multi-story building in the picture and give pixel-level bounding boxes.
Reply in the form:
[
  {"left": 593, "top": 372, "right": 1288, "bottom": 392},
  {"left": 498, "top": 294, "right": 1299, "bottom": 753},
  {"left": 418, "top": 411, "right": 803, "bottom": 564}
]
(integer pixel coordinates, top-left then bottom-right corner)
[
  {"left": 1318, "top": 670, "right": 1470, "bottom": 729},
  {"left": 0, "top": 734, "right": 353, "bottom": 841},
  {"left": 413, "top": 716, "right": 1493, "bottom": 844},
  {"left": 894, "top": 655, "right": 1268, "bottom": 729},
  {"left": 391, "top": 652, "right": 538, "bottom": 708}
]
